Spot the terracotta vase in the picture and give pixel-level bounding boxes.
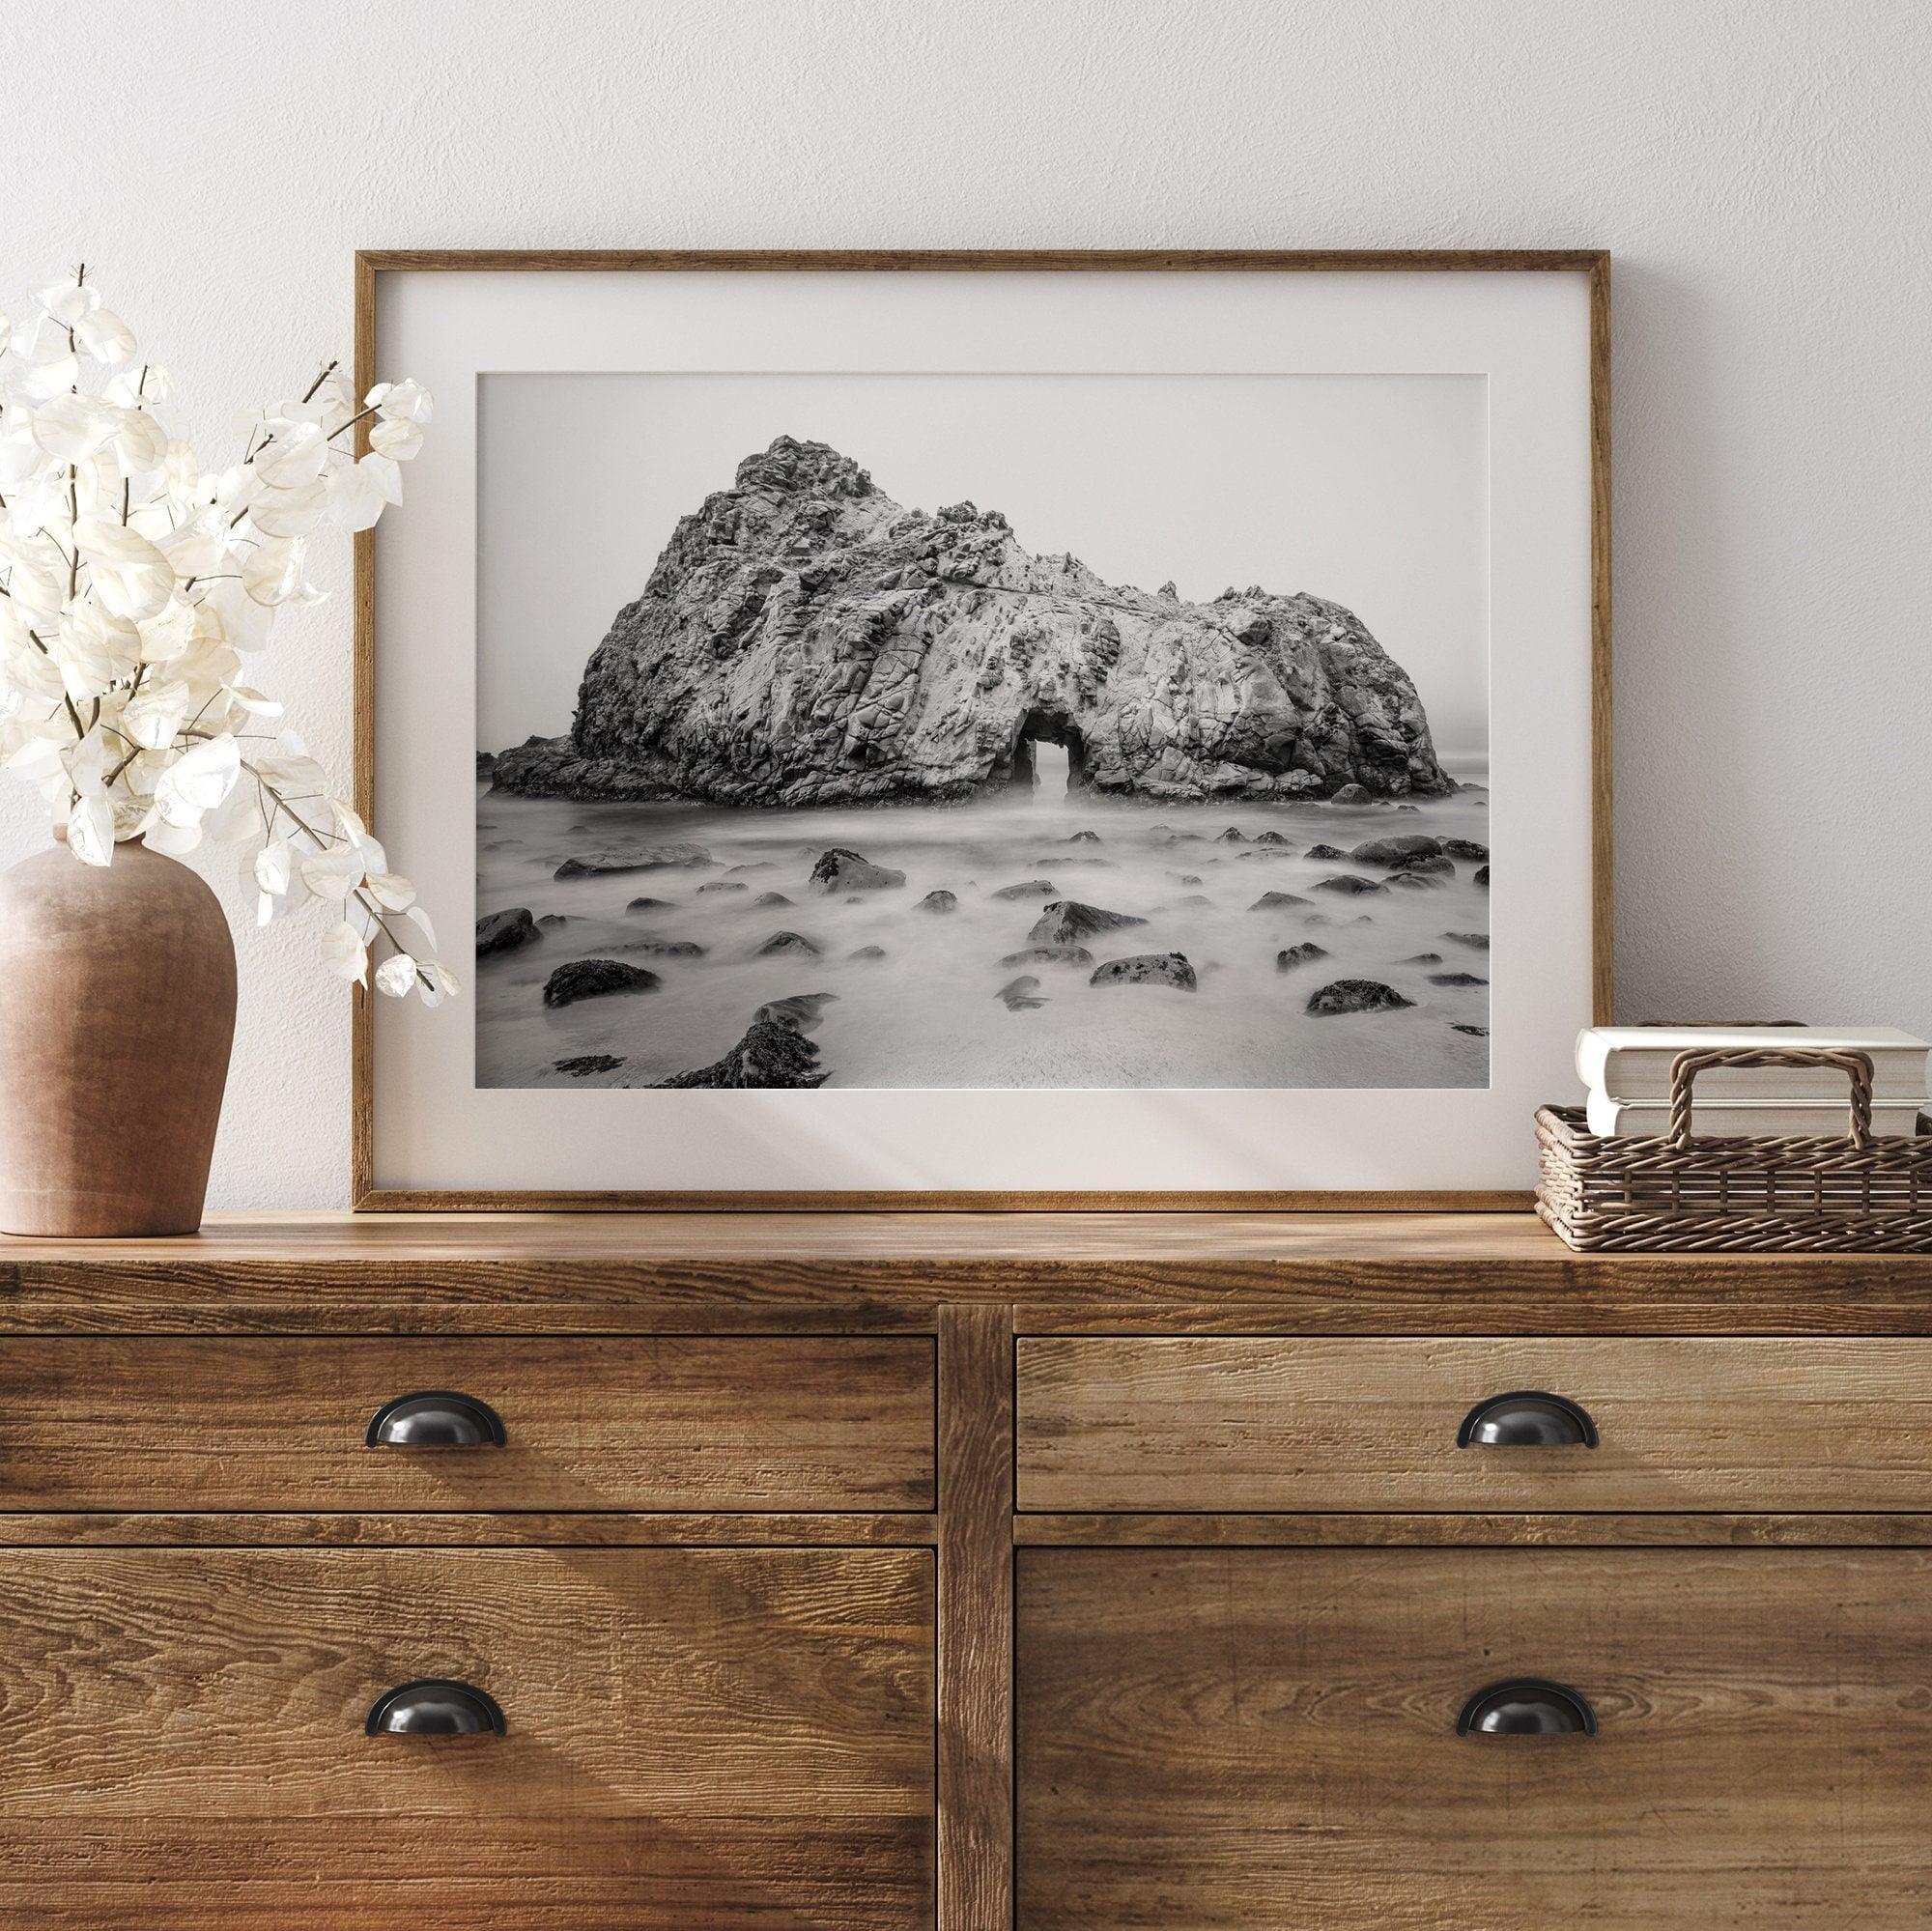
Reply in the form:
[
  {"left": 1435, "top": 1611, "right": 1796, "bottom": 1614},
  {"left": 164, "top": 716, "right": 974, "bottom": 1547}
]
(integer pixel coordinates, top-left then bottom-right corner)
[{"left": 0, "top": 839, "right": 237, "bottom": 1235}]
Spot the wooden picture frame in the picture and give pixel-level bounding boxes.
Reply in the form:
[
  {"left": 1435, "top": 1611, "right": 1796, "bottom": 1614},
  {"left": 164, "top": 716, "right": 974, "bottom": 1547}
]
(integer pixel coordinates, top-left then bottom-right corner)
[{"left": 354, "top": 249, "right": 1610, "bottom": 1210}]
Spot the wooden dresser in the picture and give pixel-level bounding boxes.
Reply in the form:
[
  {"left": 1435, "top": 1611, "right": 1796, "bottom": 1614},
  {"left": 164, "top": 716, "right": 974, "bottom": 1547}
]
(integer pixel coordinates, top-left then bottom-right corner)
[{"left": 3, "top": 1211, "right": 1930, "bottom": 1928}]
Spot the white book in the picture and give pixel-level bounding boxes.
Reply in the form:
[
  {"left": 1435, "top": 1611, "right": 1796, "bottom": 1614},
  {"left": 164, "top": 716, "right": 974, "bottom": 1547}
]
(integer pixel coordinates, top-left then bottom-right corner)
[
  {"left": 1577, "top": 1026, "right": 1930, "bottom": 1104},
  {"left": 1586, "top": 1092, "right": 1926, "bottom": 1140}
]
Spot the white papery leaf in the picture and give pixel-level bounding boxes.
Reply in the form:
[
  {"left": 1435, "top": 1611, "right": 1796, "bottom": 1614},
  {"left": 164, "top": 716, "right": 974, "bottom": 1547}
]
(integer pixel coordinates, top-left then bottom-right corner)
[
  {"left": 113, "top": 409, "right": 169, "bottom": 476},
  {"left": 321, "top": 919, "right": 368, "bottom": 984},
  {"left": 144, "top": 814, "right": 203, "bottom": 856},
  {"left": 404, "top": 903, "right": 439, "bottom": 952},
  {"left": 19, "top": 352, "right": 81, "bottom": 400},
  {"left": 416, "top": 959, "right": 459, "bottom": 1006},
  {"left": 248, "top": 476, "right": 327, "bottom": 537},
  {"left": 375, "top": 951, "right": 419, "bottom": 998},
  {"left": 156, "top": 515, "right": 224, "bottom": 581},
  {"left": 0, "top": 532, "right": 66, "bottom": 625},
  {"left": 368, "top": 415, "right": 423, "bottom": 462},
  {"left": 67, "top": 792, "right": 115, "bottom": 866},
  {"left": 196, "top": 577, "right": 275, "bottom": 652},
  {"left": 121, "top": 676, "right": 191, "bottom": 749},
  {"left": 0, "top": 416, "right": 44, "bottom": 487},
  {"left": 329, "top": 798, "right": 368, "bottom": 842},
  {"left": 73, "top": 308, "right": 135, "bottom": 364},
  {"left": 254, "top": 838, "right": 294, "bottom": 897},
  {"left": 224, "top": 684, "right": 283, "bottom": 718},
  {"left": 54, "top": 605, "right": 137, "bottom": 702},
  {"left": 364, "top": 450, "right": 403, "bottom": 505},
  {"left": 325, "top": 457, "right": 388, "bottom": 531},
  {"left": 152, "top": 732, "right": 240, "bottom": 824},
  {"left": 213, "top": 464, "right": 262, "bottom": 515},
  {"left": 373, "top": 379, "right": 433, "bottom": 423},
  {"left": 251, "top": 745, "right": 331, "bottom": 803},
  {"left": 103, "top": 363, "right": 171, "bottom": 406},
  {"left": 242, "top": 536, "right": 303, "bottom": 607},
  {"left": 252, "top": 420, "right": 328, "bottom": 489},
  {"left": 136, "top": 598, "right": 196, "bottom": 664},
  {"left": 73, "top": 518, "right": 175, "bottom": 622},
  {"left": 299, "top": 841, "right": 365, "bottom": 899},
  {"left": 3, "top": 638, "right": 68, "bottom": 703},
  {"left": 365, "top": 870, "right": 415, "bottom": 911},
  {"left": 39, "top": 280, "right": 101, "bottom": 324},
  {"left": 30, "top": 393, "right": 119, "bottom": 461}
]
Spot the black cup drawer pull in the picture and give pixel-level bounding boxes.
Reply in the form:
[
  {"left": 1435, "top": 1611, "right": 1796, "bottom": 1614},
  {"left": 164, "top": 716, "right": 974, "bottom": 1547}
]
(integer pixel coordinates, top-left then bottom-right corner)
[
  {"left": 365, "top": 1390, "right": 507, "bottom": 1448},
  {"left": 366, "top": 1679, "right": 506, "bottom": 1737},
  {"left": 1458, "top": 1679, "right": 1596, "bottom": 1737},
  {"left": 1457, "top": 1390, "right": 1597, "bottom": 1448}
]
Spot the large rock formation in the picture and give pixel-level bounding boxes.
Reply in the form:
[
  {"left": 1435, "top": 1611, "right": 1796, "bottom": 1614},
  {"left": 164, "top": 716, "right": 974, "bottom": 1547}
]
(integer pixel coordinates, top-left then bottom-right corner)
[{"left": 494, "top": 436, "right": 1453, "bottom": 807}]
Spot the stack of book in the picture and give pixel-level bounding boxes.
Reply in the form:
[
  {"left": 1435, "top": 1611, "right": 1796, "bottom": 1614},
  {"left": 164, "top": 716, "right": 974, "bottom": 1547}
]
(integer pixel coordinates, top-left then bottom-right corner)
[{"left": 1577, "top": 1026, "right": 1931, "bottom": 1139}]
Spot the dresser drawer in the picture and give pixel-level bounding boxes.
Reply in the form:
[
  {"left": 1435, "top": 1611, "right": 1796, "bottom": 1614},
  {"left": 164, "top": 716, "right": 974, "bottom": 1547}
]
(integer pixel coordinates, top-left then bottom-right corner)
[
  {"left": 1019, "top": 1545, "right": 1932, "bottom": 1928},
  {"left": 1016, "top": 1336, "right": 1932, "bottom": 1513},
  {"left": 0, "top": 1546, "right": 932, "bottom": 1927},
  {"left": 0, "top": 1336, "right": 934, "bottom": 1511}
]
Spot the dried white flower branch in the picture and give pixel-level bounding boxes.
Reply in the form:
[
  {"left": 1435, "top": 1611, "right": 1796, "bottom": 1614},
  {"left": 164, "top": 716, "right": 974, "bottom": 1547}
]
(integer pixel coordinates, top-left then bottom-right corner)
[{"left": 0, "top": 268, "right": 453, "bottom": 1003}]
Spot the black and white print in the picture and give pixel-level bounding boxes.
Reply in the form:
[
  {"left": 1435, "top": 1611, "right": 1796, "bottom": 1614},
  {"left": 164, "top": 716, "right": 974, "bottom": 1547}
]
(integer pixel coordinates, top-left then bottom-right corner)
[{"left": 474, "top": 374, "right": 1491, "bottom": 1090}]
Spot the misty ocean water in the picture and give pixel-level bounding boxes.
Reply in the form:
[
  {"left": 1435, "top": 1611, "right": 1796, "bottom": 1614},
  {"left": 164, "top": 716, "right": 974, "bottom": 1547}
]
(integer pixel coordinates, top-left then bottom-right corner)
[{"left": 475, "top": 755, "right": 1491, "bottom": 1091}]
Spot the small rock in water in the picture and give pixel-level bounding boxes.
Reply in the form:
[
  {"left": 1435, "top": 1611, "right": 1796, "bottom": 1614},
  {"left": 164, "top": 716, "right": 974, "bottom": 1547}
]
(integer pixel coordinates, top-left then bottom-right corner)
[
  {"left": 1350, "top": 834, "right": 1442, "bottom": 866},
  {"left": 1248, "top": 890, "right": 1312, "bottom": 912},
  {"left": 1175, "top": 873, "right": 1204, "bottom": 886},
  {"left": 1253, "top": 831, "right": 1293, "bottom": 847},
  {"left": 1000, "top": 945, "right": 1094, "bottom": 969},
  {"left": 847, "top": 944, "right": 889, "bottom": 961},
  {"left": 1385, "top": 872, "right": 1443, "bottom": 891},
  {"left": 1330, "top": 783, "right": 1373, "bottom": 805},
  {"left": 756, "top": 930, "right": 822, "bottom": 956},
  {"left": 1306, "top": 978, "right": 1413, "bottom": 1015},
  {"left": 537, "top": 913, "right": 570, "bottom": 929},
  {"left": 752, "top": 891, "right": 794, "bottom": 908},
  {"left": 620, "top": 938, "right": 705, "bottom": 959},
  {"left": 753, "top": 992, "right": 839, "bottom": 1031},
  {"left": 917, "top": 890, "right": 958, "bottom": 913},
  {"left": 555, "top": 842, "right": 711, "bottom": 879},
  {"left": 809, "top": 847, "right": 905, "bottom": 892},
  {"left": 698, "top": 880, "right": 749, "bottom": 894},
  {"left": 1028, "top": 899, "right": 1148, "bottom": 946},
  {"left": 1444, "top": 931, "right": 1490, "bottom": 951},
  {"left": 1275, "top": 942, "right": 1330, "bottom": 971},
  {"left": 625, "top": 896, "right": 671, "bottom": 913},
  {"left": 1314, "top": 874, "right": 1383, "bottom": 895},
  {"left": 1403, "top": 952, "right": 1443, "bottom": 965},
  {"left": 1065, "top": 830, "right": 1103, "bottom": 843},
  {"left": 1090, "top": 951, "right": 1198, "bottom": 991},
  {"left": 477, "top": 907, "right": 542, "bottom": 957},
  {"left": 1389, "top": 853, "right": 1454, "bottom": 878},
  {"left": 1430, "top": 972, "right": 1490, "bottom": 987},
  {"left": 653, "top": 1016, "right": 828, "bottom": 1089},
  {"left": 554, "top": 1053, "right": 625, "bottom": 1076},
  {"left": 1453, "top": 1023, "right": 1490, "bottom": 1036},
  {"left": 1305, "top": 843, "right": 1346, "bottom": 861},
  {"left": 543, "top": 958, "right": 660, "bottom": 1007},
  {"left": 990, "top": 879, "right": 1057, "bottom": 900},
  {"left": 1474, "top": 865, "right": 1490, "bottom": 888},
  {"left": 724, "top": 861, "right": 775, "bottom": 875},
  {"left": 1178, "top": 894, "right": 1214, "bottom": 906},
  {"left": 1443, "top": 838, "right": 1490, "bottom": 862},
  {"left": 997, "top": 975, "right": 1049, "bottom": 1011},
  {"left": 1215, "top": 827, "right": 1247, "bottom": 844}
]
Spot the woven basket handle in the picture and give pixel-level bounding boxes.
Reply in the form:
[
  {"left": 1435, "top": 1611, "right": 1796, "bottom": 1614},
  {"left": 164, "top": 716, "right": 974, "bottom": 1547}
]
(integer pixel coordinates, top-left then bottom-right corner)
[{"left": 1665, "top": 1047, "right": 1876, "bottom": 1150}]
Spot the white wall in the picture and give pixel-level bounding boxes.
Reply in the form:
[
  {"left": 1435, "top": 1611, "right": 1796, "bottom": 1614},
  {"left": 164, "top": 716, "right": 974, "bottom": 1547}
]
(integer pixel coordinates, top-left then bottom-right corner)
[{"left": 5, "top": 0, "right": 1927, "bottom": 1207}]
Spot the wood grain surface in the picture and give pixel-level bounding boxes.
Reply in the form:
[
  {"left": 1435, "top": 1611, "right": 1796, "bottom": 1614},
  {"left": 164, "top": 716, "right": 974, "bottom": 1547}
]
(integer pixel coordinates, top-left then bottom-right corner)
[
  {"left": 938, "top": 1306, "right": 1016, "bottom": 1929},
  {"left": 6, "top": 1211, "right": 1932, "bottom": 1336},
  {"left": 0, "top": 1547, "right": 933, "bottom": 1927},
  {"left": 1018, "top": 1546, "right": 1932, "bottom": 1927},
  {"left": 1017, "top": 1335, "right": 1932, "bottom": 1513},
  {"left": 0, "top": 1334, "right": 934, "bottom": 1512}
]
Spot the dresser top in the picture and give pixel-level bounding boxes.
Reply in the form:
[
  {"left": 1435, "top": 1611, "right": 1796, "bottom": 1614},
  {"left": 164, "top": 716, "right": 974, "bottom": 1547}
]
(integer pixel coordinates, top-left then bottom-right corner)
[{"left": 1, "top": 1210, "right": 1927, "bottom": 1335}]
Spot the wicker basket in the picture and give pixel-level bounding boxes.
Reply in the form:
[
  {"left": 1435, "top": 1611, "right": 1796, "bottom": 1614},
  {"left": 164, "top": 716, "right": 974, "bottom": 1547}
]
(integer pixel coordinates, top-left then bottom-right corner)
[{"left": 1537, "top": 1046, "right": 1932, "bottom": 1252}]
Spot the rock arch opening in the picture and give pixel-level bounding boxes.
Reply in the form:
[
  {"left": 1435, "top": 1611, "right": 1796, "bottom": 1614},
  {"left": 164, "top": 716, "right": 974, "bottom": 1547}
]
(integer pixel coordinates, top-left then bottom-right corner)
[{"left": 1008, "top": 710, "right": 1086, "bottom": 800}]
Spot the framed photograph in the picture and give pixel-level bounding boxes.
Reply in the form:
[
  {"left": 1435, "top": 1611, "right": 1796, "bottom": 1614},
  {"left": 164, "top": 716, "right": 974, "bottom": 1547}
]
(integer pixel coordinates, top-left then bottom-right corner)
[{"left": 355, "top": 249, "right": 1608, "bottom": 1208}]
